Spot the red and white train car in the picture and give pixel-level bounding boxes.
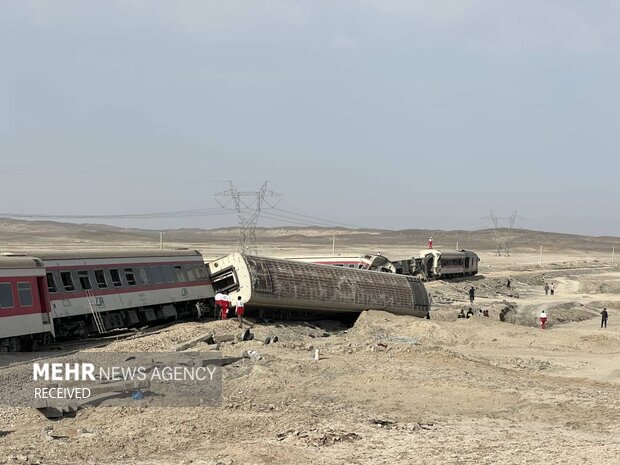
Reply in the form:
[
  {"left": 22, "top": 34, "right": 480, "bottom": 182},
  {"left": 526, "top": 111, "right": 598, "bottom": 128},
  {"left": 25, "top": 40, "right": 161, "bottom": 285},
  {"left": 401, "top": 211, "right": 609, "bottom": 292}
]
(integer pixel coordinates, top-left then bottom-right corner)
[
  {"left": 40, "top": 250, "right": 213, "bottom": 337},
  {"left": 1, "top": 250, "right": 214, "bottom": 349},
  {"left": 0, "top": 256, "right": 54, "bottom": 351},
  {"left": 287, "top": 254, "right": 397, "bottom": 273}
]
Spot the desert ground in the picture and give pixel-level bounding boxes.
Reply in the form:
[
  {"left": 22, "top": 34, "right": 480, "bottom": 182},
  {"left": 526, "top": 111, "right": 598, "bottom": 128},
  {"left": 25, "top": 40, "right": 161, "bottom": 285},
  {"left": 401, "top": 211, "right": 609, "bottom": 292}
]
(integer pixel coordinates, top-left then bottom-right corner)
[{"left": 0, "top": 222, "right": 619, "bottom": 464}]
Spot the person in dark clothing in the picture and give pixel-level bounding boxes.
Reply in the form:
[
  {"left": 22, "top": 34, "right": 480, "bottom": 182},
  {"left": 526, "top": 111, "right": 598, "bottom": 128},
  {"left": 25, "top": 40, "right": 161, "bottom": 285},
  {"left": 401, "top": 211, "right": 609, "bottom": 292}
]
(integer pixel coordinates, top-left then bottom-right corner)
[
  {"left": 469, "top": 286, "right": 475, "bottom": 303},
  {"left": 601, "top": 308, "right": 608, "bottom": 328},
  {"left": 466, "top": 308, "right": 474, "bottom": 319},
  {"left": 544, "top": 283, "right": 549, "bottom": 295},
  {"left": 506, "top": 278, "right": 511, "bottom": 289},
  {"left": 458, "top": 309, "right": 466, "bottom": 319}
]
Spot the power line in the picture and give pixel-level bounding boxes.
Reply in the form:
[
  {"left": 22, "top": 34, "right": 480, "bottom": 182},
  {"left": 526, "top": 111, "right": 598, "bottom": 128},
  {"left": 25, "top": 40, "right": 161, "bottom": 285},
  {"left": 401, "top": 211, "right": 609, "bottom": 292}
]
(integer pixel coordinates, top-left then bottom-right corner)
[
  {"left": 272, "top": 207, "right": 362, "bottom": 229},
  {"left": 0, "top": 207, "right": 230, "bottom": 220},
  {"left": 261, "top": 211, "right": 355, "bottom": 229}
]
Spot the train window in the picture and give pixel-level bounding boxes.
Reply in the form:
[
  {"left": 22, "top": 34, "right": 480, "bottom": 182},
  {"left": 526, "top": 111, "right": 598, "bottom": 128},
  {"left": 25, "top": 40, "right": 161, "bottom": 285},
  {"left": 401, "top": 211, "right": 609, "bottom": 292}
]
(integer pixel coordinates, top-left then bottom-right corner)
[
  {"left": 17, "top": 282, "right": 33, "bottom": 307},
  {"left": 149, "top": 266, "right": 164, "bottom": 284},
  {"left": 194, "top": 266, "right": 207, "bottom": 280},
  {"left": 138, "top": 267, "right": 150, "bottom": 285},
  {"left": 0, "top": 283, "right": 14, "bottom": 308},
  {"left": 124, "top": 268, "right": 136, "bottom": 286},
  {"left": 94, "top": 270, "right": 108, "bottom": 289},
  {"left": 110, "top": 269, "right": 123, "bottom": 287},
  {"left": 163, "top": 265, "right": 176, "bottom": 283},
  {"left": 174, "top": 265, "right": 187, "bottom": 282},
  {"left": 78, "top": 271, "right": 92, "bottom": 290},
  {"left": 60, "top": 272, "right": 75, "bottom": 292},
  {"left": 46, "top": 273, "right": 57, "bottom": 293}
]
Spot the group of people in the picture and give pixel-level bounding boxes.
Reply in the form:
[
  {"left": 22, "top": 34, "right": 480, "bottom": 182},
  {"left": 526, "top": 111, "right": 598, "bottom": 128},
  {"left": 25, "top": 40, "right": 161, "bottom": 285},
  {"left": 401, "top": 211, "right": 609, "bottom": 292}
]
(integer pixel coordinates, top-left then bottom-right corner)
[
  {"left": 544, "top": 282, "right": 555, "bottom": 295},
  {"left": 538, "top": 308, "right": 608, "bottom": 330},
  {"left": 214, "top": 291, "right": 246, "bottom": 328},
  {"left": 458, "top": 307, "right": 489, "bottom": 319}
]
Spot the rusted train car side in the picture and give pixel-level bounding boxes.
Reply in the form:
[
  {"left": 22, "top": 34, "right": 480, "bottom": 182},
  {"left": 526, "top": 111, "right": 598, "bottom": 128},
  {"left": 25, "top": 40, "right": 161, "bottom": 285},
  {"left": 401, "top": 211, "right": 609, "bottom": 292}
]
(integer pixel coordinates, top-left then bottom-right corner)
[{"left": 208, "top": 253, "right": 429, "bottom": 317}]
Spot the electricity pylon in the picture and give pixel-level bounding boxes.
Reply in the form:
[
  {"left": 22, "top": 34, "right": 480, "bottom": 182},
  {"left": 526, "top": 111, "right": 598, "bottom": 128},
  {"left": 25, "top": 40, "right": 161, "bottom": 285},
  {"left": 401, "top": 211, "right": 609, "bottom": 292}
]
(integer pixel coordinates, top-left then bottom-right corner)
[{"left": 215, "top": 181, "right": 281, "bottom": 254}]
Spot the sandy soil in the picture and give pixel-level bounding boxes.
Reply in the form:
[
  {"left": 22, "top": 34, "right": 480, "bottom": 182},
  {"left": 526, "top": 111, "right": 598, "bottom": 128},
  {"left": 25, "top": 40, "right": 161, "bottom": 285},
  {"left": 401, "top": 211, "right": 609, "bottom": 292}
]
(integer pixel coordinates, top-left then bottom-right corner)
[{"left": 1, "top": 251, "right": 619, "bottom": 464}]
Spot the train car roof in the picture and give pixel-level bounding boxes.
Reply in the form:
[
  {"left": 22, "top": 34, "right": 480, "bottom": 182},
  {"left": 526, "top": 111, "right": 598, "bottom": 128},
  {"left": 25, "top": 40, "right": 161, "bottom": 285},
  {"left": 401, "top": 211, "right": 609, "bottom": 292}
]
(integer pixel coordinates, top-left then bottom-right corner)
[
  {"left": 286, "top": 255, "right": 363, "bottom": 260},
  {"left": 9, "top": 249, "right": 203, "bottom": 261},
  {"left": 0, "top": 256, "right": 43, "bottom": 269}
]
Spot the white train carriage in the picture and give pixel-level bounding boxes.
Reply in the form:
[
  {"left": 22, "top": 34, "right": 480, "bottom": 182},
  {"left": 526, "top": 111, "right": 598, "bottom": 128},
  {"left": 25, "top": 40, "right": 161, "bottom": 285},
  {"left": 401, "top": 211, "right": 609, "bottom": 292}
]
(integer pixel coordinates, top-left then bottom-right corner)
[
  {"left": 39, "top": 250, "right": 214, "bottom": 336},
  {"left": 286, "top": 253, "right": 396, "bottom": 273},
  {"left": 0, "top": 256, "right": 54, "bottom": 351},
  {"left": 393, "top": 249, "right": 479, "bottom": 280}
]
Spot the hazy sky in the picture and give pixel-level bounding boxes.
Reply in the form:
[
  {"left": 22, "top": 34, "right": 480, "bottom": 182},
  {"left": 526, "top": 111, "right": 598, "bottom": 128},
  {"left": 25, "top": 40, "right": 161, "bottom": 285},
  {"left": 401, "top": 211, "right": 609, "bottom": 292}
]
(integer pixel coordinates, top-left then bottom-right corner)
[{"left": 1, "top": 1, "right": 619, "bottom": 235}]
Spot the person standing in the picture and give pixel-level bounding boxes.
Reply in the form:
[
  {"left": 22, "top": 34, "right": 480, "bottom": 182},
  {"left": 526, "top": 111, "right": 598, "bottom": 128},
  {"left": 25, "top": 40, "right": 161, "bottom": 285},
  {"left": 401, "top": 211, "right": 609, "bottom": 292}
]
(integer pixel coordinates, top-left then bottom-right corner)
[
  {"left": 544, "top": 283, "right": 549, "bottom": 296},
  {"left": 235, "top": 296, "right": 246, "bottom": 328},
  {"left": 539, "top": 310, "right": 548, "bottom": 330},
  {"left": 601, "top": 308, "right": 608, "bottom": 328},
  {"left": 220, "top": 293, "right": 230, "bottom": 320},
  {"left": 428, "top": 236, "right": 433, "bottom": 249},
  {"left": 214, "top": 291, "right": 224, "bottom": 319},
  {"left": 469, "top": 286, "right": 475, "bottom": 304},
  {"left": 550, "top": 282, "right": 555, "bottom": 296},
  {"left": 506, "top": 278, "right": 511, "bottom": 290}
]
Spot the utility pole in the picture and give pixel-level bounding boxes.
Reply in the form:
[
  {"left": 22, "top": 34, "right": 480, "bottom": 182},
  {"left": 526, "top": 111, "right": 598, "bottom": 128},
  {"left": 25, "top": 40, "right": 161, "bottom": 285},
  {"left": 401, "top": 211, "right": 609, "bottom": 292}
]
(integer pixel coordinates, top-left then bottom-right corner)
[
  {"left": 613, "top": 247, "right": 615, "bottom": 266},
  {"left": 539, "top": 245, "right": 543, "bottom": 266},
  {"left": 215, "top": 181, "right": 281, "bottom": 255},
  {"left": 332, "top": 235, "right": 336, "bottom": 255},
  {"left": 159, "top": 232, "right": 164, "bottom": 250},
  {"left": 456, "top": 241, "right": 459, "bottom": 250}
]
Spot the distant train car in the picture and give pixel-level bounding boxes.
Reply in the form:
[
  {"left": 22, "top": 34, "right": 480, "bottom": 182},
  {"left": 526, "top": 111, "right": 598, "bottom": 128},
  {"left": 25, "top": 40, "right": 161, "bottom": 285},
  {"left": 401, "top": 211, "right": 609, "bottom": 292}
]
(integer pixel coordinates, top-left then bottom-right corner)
[
  {"left": 0, "top": 256, "right": 54, "bottom": 351},
  {"left": 287, "top": 253, "right": 396, "bottom": 273},
  {"left": 39, "top": 250, "right": 214, "bottom": 337},
  {"left": 208, "top": 253, "right": 429, "bottom": 317},
  {"left": 394, "top": 250, "right": 479, "bottom": 280}
]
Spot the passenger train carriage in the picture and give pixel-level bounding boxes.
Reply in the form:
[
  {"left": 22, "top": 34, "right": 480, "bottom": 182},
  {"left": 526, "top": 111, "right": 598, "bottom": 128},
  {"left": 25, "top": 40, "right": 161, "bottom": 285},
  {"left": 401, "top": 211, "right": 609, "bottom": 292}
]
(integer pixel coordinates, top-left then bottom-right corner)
[
  {"left": 393, "top": 249, "right": 479, "bottom": 280},
  {"left": 0, "top": 256, "right": 53, "bottom": 351},
  {"left": 0, "top": 250, "right": 213, "bottom": 350},
  {"left": 287, "top": 254, "right": 396, "bottom": 273}
]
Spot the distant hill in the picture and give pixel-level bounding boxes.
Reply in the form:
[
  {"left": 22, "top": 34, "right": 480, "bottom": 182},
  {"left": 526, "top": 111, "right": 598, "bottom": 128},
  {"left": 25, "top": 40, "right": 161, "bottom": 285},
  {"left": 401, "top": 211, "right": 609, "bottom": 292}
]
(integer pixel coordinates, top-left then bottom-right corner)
[{"left": 0, "top": 218, "right": 618, "bottom": 254}]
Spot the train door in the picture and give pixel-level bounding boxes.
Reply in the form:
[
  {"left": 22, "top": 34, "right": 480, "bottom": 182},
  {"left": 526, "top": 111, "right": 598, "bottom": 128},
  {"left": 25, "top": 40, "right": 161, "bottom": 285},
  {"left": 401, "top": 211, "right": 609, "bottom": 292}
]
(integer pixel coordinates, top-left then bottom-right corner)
[{"left": 36, "top": 276, "right": 54, "bottom": 334}]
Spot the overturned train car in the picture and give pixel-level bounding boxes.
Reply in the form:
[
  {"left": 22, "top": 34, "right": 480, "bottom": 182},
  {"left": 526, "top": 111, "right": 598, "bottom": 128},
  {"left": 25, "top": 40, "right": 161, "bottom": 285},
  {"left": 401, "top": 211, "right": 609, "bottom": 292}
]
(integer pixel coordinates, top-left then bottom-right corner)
[{"left": 207, "top": 253, "right": 429, "bottom": 317}]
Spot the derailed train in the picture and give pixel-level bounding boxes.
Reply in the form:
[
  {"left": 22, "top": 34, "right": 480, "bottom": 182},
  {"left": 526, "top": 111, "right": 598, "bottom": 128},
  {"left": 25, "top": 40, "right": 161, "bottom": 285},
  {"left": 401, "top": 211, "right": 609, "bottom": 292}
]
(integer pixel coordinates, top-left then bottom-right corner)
[
  {"left": 393, "top": 249, "right": 480, "bottom": 280},
  {"left": 208, "top": 253, "right": 429, "bottom": 317},
  {"left": 288, "top": 250, "right": 480, "bottom": 281},
  {"left": 1, "top": 250, "right": 429, "bottom": 351}
]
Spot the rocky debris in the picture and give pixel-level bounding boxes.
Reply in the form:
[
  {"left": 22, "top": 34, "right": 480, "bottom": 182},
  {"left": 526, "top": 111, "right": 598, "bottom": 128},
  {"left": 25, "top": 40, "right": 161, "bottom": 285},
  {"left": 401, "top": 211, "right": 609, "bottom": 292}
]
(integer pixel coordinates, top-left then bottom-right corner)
[
  {"left": 174, "top": 332, "right": 215, "bottom": 351},
  {"left": 370, "top": 419, "right": 437, "bottom": 432},
  {"left": 512, "top": 357, "right": 553, "bottom": 371},
  {"left": 276, "top": 428, "right": 361, "bottom": 447}
]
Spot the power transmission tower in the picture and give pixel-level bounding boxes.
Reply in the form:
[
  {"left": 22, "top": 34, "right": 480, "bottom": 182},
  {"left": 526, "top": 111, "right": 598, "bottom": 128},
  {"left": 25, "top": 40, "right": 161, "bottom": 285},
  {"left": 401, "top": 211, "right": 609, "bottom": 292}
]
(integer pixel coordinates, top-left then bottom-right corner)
[
  {"left": 486, "top": 210, "right": 518, "bottom": 256},
  {"left": 215, "top": 181, "right": 281, "bottom": 254}
]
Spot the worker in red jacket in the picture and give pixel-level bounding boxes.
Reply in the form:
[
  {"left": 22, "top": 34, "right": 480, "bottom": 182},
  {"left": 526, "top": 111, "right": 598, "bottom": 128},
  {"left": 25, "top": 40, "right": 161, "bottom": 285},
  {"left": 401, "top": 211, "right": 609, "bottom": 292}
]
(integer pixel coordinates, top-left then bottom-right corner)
[
  {"left": 220, "top": 293, "right": 230, "bottom": 320},
  {"left": 428, "top": 236, "right": 433, "bottom": 249},
  {"left": 539, "top": 310, "right": 548, "bottom": 330},
  {"left": 235, "top": 296, "right": 245, "bottom": 328}
]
